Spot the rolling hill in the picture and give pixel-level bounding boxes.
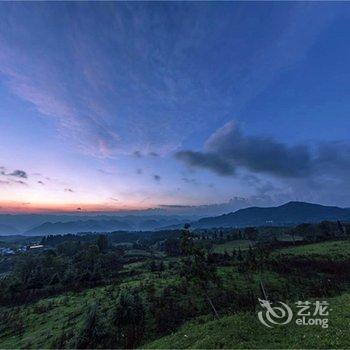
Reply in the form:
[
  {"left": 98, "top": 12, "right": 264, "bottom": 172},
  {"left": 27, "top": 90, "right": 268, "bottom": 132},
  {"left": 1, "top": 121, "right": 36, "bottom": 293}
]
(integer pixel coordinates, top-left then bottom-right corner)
[{"left": 145, "top": 293, "right": 350, "bottom": 349}]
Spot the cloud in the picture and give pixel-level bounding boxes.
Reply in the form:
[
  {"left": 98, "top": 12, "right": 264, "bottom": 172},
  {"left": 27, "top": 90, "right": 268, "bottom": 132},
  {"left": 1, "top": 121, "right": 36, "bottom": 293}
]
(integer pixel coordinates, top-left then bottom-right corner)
[
  {"left": 0, "top": 167, "right": 29, "bottom": 186},
  {"left": 133, "top": 151, "right": 142, "bottom": 158},
  {"left": 109, "top": 197, "right": 119, "bottom": 202},
  {"left": 176, "top": 122, "right": 314, "bottom": 178},
  {"left": 157, "top": 196, "right": 280, "bottom": 217},
  {"left": 181, "top": 177, "right": 199, "bottom": 185},
  {"left": 136, "top": 168, "right": 143, "bottom": 175},
  {"left": 139, "top": 197, "right": 150, "bottom": 204},
  {"left": 159, "top": 204, "right": 192, "bottom": 208},
  {"left": 0, "top": 34, "right": 120, "bottom": 158},
  {"left": 0, "top": 167, "right": 28, "bottom": 179},
  {"left": 9, "top": 170, "right": 28, "bottom": 179},
  {"left": 15, "top": 180, "right": 27, "bottom": 186},
  {"left": 153, "top": 175, "right": 161, "bottom": 182},
  {"left": 176, "top": 121, "right": 350, "bottom": 207},
  {"left": 176, "top": 151, "right": 235, "bottom": 176},
  {"left": 132, "top": 150, "right": 159, "bottom": 158},
  {"left": 0, "top": 3, "right": 337, "bottom": 160},
  {"left": 149, "top": 152, "right": 159, "bottom": 157}
]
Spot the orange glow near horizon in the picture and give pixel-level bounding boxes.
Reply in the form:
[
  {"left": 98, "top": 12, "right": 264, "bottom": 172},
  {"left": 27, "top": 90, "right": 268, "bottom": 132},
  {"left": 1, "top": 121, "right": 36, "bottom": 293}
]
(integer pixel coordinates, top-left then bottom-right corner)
[{"left": 0, "top": 200, "right": 151, "bottom": 214}]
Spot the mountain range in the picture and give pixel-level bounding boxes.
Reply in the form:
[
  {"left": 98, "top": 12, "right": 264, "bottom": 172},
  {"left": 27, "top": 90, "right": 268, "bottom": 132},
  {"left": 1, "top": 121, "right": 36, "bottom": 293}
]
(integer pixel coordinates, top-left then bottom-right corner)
[
  {"left": 191, "top": 201, "right": 350, "bottom": 228},
  {"left": 23, "top": 216, "right": 187, "bottom": 235},
  {"left": 0, "top": 202, "right": 349, "bottom": 236}
]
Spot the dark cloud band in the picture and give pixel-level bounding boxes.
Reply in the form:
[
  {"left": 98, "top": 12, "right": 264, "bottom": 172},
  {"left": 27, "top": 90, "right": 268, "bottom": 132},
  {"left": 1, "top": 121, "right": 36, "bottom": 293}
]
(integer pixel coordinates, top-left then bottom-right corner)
[{"left": 176, "top": 122, "right": 349, "bottom": 179}]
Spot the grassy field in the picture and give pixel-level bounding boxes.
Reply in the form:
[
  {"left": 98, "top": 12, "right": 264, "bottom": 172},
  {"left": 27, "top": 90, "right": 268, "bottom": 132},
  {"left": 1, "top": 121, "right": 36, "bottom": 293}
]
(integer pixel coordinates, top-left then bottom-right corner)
[
  {"left": 212, "top": 240, "right": 252, "bottom": 253},
  {"left": 1, "top": 239, "right": 349, "bottom": 349},
  {"left": 276, "top": 240, "right": 350, "bottom": 255},
  {"left": 273, "top": 240, "right": 350, "bottom": 261},
  {"left": 0, "top": 267, "right": 181, "bottom": 349},
  {"left": 0, "top": 290, "right": 100, "bottom": 349},
  {"left": 145, "top": 292, "right": 350, "bottom": 349}
]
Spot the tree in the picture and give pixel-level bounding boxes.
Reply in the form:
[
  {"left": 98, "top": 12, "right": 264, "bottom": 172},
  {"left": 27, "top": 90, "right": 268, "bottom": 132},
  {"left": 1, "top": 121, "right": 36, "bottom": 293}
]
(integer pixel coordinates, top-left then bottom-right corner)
[
  {"left": 180, "top": 223, "right": 193, "bottom": 255},
  {"left": 72, "top": 303, "right": 108, "bottom": 349},
  {"left": 164, "top": 239, "right": 181, "bottom": 256},
  {"left": 150, "top": 286, "right": 183, "bottom": 334},
  {"left": 244, "top": 227, "right": 258, "bottom": 243},
  {"left": 179, "top": 224, "right": 220, "bottom": 319},
  {"left": 97, "top": 235, "right": 109, "bottom": 253},
  {"left": 109, "top": 290, "right": 145, "bottom": 349}
]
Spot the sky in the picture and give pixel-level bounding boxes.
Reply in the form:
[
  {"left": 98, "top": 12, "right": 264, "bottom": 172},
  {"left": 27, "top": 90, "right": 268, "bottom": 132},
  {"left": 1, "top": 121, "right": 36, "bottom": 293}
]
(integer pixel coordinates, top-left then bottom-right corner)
[{"left": 0, "top": 2, "right": 350, "bottom": 214}]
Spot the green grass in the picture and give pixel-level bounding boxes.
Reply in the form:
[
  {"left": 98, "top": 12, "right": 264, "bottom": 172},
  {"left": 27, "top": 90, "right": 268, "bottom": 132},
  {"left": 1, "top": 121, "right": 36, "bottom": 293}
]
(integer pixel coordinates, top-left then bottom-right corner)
[
  {"left": 1, "top": 240, "right": 349, "bottom": 349},
  {"left": 276, "top": 233, "right": 303, "bottom": 242},
  {"left": 0, "top": 293, "right": 87, "bottom": 348},
  {"left": 273, "top": 240, "right": 350, "bottom": 261},
  {"left": 144, "top": 292, "right": 350, "bottom": 349},
  {"left": 212, "top": 240, "right": 251, "bottom": 253},
  {"left": 124, "top": 249, "right": 165, "bottom": 258},
  {"left": 0, "top": 268, "right": 180, "bottom": 349}
]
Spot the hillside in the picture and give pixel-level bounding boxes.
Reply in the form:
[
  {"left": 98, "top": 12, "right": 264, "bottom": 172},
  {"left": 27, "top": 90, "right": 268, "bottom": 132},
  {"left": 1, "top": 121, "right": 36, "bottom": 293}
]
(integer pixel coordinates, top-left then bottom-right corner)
[
  {"left": 144, "top": 293, "right": 350, "bottom": 349},
  {"left": 1, "top": 234, "right": 349, "bottom": 349},
  {"left": 193, "top": 201, "right": 350, "bottom": 228}
]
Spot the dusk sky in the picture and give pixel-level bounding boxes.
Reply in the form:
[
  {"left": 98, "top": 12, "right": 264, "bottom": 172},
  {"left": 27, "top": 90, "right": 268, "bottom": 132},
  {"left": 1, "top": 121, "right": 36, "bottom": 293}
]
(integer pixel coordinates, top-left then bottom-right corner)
[{"left": 0, "top": 2, "right": 350, "bottom": 214}]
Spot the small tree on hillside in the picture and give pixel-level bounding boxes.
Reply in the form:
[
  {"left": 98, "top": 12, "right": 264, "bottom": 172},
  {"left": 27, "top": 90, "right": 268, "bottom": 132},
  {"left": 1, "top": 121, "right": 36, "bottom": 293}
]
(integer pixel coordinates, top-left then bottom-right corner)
[
  {"left": 109, "top": 290, "right": 145, "bottom": 349},
  {"left": 244, "top": 227, "right": 258, "bottom": 244},
  {"left": 72, "top": 303, "right": 108, "bottom": 349},
  {"left": 179, "top": 224, "right": 220, "bottom": 319},
  {"left": 97, "top": 234, "right": 109, "bottom": 253}
]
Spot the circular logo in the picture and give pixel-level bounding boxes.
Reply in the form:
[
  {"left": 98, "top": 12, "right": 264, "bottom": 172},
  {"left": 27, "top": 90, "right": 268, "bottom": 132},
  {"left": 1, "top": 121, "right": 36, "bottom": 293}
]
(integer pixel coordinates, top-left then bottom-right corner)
[{"left": 258, "top": 298, "right": 293, "bottom": 328}]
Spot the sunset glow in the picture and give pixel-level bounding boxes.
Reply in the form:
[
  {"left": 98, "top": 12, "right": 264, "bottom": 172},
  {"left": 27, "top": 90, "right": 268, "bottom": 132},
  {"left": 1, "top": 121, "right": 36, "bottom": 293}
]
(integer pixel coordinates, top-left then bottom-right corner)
[{"left": 0, "top": 2, "right": 349, "bottom": 214}]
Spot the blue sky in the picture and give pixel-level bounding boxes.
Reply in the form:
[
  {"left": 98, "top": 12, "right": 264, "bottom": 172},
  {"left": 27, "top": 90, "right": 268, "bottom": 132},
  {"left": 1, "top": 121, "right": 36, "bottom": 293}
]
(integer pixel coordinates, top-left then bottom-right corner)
[{"left": 0, "top": 2, "right": 349, "bottom": 214}]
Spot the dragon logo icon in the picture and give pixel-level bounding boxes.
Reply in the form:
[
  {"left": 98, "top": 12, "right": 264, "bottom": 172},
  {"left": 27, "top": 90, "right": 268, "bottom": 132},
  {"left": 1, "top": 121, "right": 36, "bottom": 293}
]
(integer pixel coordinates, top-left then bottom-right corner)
[{"left": 258, "top": 298, "right": 293, "bottom": 328}]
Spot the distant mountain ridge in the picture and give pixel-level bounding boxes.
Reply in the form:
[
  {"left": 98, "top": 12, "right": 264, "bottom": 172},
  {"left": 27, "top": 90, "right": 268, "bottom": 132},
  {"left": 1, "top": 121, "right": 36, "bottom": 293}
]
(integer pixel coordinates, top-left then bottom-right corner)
[
  {"left": 0, "top": 223, "right": 19, "bottom": 235},
  {"left": 192, "top": 201, "right": 350, "bottom": 228},
  {"left": 4, "top": 202, "right": 350, "bottom": 235},
  {"left": 24, "top": 217, "right": 187, "bottom": 235}
]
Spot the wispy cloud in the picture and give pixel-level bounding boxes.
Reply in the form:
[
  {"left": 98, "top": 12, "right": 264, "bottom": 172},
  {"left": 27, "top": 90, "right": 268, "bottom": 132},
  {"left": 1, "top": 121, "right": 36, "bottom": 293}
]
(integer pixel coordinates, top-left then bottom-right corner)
[
  {"left": 0, "top": 3, "right": 337, "bottom": 159},
  {"left": 149, "top": 152, "right": 159, "bottom": 157},
  {"left": 14, "top": 180, "right": 27, "bottom": 186},
  {"left": 0, "top": 166, "right": 29, "bottom": 186},
  {"left": 181, "top": 177, "right": 199, "bottom": 185},
  {"left": 0, "top": 167, "right": 28, "bottom": 179}
]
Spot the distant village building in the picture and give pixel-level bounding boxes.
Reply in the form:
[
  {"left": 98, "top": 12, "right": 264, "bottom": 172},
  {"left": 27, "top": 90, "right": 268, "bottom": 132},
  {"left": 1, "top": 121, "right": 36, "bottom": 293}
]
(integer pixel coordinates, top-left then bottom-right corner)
[{"left": 29, "top": 244, "right": 44, "bottom": 250}]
